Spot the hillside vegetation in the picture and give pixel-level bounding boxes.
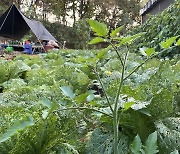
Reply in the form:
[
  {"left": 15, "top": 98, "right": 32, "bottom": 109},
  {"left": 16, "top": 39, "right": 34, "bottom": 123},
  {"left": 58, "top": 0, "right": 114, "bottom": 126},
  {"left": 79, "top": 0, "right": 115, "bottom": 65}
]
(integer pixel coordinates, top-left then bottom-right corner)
[{"left": 130, "top": 0, "right": 180, "bottom": 57}]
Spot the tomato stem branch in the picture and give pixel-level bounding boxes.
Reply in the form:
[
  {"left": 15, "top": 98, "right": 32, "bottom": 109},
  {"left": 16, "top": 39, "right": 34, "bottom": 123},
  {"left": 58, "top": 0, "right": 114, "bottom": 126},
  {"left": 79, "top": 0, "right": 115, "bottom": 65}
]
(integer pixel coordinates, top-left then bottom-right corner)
[
  {"left": 94, "top": 64, "right": 114, "bottom": 113},
  {"left": 55, "top": 107, "right": 113, "bottom": 118}
]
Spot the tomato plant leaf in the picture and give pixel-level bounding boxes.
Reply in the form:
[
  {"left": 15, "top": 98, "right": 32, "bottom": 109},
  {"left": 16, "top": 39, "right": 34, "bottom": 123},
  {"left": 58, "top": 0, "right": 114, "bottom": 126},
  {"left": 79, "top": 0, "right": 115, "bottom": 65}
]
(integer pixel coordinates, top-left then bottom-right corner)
[
  {"left": 160, "top": 36, "right": 178, "bottom": 49},
  {"left": 130, "top": 134, "right": 142, "bottom": 154},
  {"left": 145, "top": 48, "right": 155, "bottom": 57},
  {"left": 60, "top": 86, "right": 75, "bottom": 99},
  {"left": 86, "top": 128, "right": 113, "bottom": 154},
  {"left": 123, "top": 102, "right": 135, "bottom": 111},
  {"left": 97, "top": 49, "right": 107, "bottom": 59},
  {"left": 39, "top": 98, "right": 51, "bottom": 109},
  {"left": 87, "top": 93, "right": 95, "bottom": 102},
  {"left": 119, "top": 33, "right": 145, "bottom": 45},
  {"left": 110, "top": 25, "right": 124, "bottom": 38},
  {"left": 88, "top": 37, "right": 105, "bottom": 45},
  {"left": 155, "top": 117, "right": 180, "bottom": 153},
  {"left": 88, "top": 19, "right": 108, "bottom": 37},
  {"left": 176, "top": 39, "right": 180, "bottom": 46},
  {"left": 144, "top": 131, "right": 159, "bottom": 154}
]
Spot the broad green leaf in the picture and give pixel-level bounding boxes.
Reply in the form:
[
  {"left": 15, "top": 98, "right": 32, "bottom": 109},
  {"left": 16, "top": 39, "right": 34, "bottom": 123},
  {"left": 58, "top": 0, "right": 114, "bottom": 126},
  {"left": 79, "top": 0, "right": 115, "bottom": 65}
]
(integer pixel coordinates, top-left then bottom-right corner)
[
  {"left": 148, "top": 88, "right": 173, "bottom": 119},
  {"left": 145, "top": 48, "right": 155, "bottom": 57},
  {"left": 139, "top": 47, "right": 156, "bottom": 57},
  {"left": 40, "top": 98, "right": 57, "bottom": 114},
  {"left": 89, "top": 19, "right": 108, "bottom": 37},
  {"left": 160, "top": 36, "right": 178, "bottom": 49},
  {"left": 110, "top": 25, "right": 124, "bottom": 38},
  {"left": 176, "top": 39, "right": 180, "bottom": 46},
  {"left": 130, "top": 134, "right": 142, "bottom": 154},
  {"left": 144, "top": 131, "right": 159, "bottom": 154},
  {"left": 39, "top": 98, "right": 51, "bottom": 109},
  {"left": 0, "top": 116, "right": 34, "bottom": 143},
  {"left": 155, "top": 117, "right": 180, "bottom": 153},
  {"left": 60, "top": 86, "right": 75, "bottom": 99},
  {"left": 86, "top": 128, "right": 113, "bottom": 154},
  {"left": 123, "top": 102, "right": 135, "bottom": 111},
  {"left": 117, "top": 132, "right": 130, "bottom": 153},
  {"left": 17, "top": 61, "right": 31, "bottom": 72},
  {"left": 88, "top": 37, "right": 105, "bottom": 45},
  {"left": 2, "top": 78, "right": 27, "bottom": 89},
  {"left": 87, "top": 93, "right": 95, "bottom": 102},
  {"left": 170, "top": 150, "right": 179, "bottom": 154},
  {"left": 119, "top": 36, "right": 133, "bottom": 45}
]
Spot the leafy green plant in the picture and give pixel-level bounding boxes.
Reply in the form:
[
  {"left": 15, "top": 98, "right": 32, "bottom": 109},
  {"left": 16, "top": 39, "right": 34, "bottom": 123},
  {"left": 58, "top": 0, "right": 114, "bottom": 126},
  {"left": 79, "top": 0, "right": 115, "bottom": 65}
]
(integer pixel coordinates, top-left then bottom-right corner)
[
  {"left": 0, "top": 116, "right": 34, "bottom": 143},
  {"left": 130, "top": 131, "right": 158, "bottom": 154},
  {"left": 0, "top": 15, "right": 179, "bottom": 153},
  {"left": 130, "top": 0, "right": 180, "bottom": 57},
  {"left": 88, "top": 19, "right": 179, "bottom": 154}
]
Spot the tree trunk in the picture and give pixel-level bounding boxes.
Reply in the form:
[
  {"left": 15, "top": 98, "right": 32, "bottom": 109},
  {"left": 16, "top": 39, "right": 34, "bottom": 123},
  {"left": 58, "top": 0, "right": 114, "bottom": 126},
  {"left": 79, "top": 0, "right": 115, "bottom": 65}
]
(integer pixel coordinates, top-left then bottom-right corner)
[
  {"left": 79, "top": 0, "right": 84, "bottom": 19},
  {"left": 72, "top": 0, "right": 76, "bottom": 26},
  {"left": 62, "top": 0, "right": 67, "bottom": 25}
]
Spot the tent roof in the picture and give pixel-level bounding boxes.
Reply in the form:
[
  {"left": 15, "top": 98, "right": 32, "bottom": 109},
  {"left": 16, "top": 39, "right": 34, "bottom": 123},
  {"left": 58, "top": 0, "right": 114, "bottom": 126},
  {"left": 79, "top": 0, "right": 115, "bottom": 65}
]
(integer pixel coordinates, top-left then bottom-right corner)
[{"left": 0, "top": 4, "right": 57, "bottom": 42}]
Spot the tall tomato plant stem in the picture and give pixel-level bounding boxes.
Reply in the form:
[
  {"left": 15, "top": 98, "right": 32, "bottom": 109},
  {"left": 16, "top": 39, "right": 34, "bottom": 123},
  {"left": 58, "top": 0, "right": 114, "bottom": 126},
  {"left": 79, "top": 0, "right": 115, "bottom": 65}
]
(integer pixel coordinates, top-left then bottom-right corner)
[
  {"left": 109, "top": 41, "right": 124, "bottom": 67},
  {"left": 111, "top": 40, "right": 129, "bottom": 154}
]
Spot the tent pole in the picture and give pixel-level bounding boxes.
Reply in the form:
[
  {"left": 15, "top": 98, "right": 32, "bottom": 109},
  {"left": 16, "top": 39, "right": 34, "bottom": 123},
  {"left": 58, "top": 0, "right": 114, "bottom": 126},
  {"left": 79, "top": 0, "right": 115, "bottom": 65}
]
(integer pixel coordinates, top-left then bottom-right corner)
[
  {"left": 37, "top": 38, "right": 46, "bottom": 53},
  {"left": 0, "top": 5, "right": 13, "bottom": 30}
]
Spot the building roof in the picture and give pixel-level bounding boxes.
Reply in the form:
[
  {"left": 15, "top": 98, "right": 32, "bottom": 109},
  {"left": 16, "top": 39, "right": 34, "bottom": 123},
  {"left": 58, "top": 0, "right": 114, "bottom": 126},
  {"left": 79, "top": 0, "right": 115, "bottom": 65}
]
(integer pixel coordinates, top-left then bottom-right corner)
[{"left": 140, "top": 0, "right": 161, "bottom": 15}]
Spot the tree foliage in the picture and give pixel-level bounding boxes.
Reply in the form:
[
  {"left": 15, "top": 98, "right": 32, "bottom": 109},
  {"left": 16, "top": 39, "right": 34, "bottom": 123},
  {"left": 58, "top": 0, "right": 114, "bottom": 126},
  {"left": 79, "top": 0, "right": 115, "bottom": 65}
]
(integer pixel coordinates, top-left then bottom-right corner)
[{"left": 130, "top": 0, "right": 180, "bottom": 57}]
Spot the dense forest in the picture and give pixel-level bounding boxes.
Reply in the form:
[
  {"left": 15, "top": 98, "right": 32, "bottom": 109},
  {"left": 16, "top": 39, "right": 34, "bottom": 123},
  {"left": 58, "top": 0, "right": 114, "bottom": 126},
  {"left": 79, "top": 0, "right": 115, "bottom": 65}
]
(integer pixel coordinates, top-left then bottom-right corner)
[{"left": 0, "top": 0, "right": 141, "bottom": 25}]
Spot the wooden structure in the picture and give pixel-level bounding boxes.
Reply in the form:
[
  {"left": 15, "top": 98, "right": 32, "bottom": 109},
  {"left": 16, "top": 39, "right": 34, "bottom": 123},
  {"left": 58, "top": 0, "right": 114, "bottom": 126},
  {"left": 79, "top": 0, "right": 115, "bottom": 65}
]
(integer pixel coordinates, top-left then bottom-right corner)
[{"left": 140, "top": 0, "right": 175, "bottom": 23}]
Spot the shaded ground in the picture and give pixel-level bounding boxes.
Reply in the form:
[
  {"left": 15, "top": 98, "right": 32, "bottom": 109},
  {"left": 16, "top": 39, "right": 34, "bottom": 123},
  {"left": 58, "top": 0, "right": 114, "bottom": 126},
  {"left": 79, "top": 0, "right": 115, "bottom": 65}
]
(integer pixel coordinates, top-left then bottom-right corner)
[
  {"left": 0, "top": 51, "right": 40, "bottom": 60},
  {"left": 0, "top": 51, "right": 22, "bottom": 60}
]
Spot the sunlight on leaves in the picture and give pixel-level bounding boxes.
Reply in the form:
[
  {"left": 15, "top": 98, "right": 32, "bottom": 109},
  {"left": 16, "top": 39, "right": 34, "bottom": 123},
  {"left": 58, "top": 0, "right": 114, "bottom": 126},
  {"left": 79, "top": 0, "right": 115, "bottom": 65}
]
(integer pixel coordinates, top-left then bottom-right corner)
[
  {"left": 145, "top": 48, "right": 155, "bottom": 57},
  {"left": 176, "top": 39, "right": 180, "bottom": 46},
  {"left": 87, "top": 93, "right": 95, "bottom": 102},
  {"left": 160, "top": 36, "right": 178, "bottom": 49},
  {"left": 42, "top": 109, "right": 49, "bottom": 119},
  {"left": 123, "top": 102, "right": 135, "bottom": 111}
]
